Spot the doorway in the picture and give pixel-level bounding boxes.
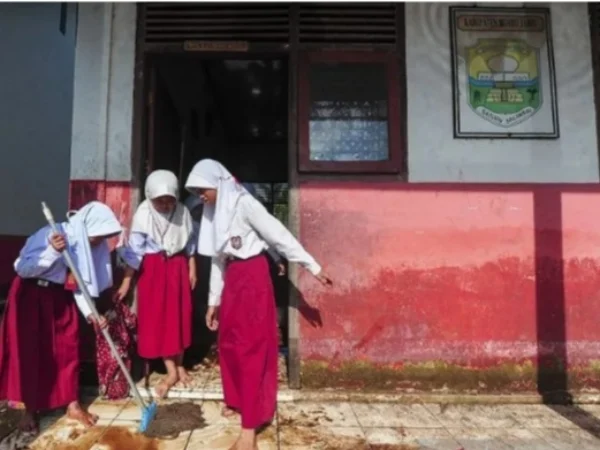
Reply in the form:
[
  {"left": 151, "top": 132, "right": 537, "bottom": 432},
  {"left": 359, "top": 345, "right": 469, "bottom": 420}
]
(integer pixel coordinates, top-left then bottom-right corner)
[{"left": 141, "top": 54, "right": 290, "bottom": 373}]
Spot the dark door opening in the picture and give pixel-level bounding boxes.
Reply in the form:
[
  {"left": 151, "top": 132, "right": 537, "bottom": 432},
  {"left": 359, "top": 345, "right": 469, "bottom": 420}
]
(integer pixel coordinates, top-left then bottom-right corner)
[{"left": 143, "top": 55, "right": 290, "bottom": 373}]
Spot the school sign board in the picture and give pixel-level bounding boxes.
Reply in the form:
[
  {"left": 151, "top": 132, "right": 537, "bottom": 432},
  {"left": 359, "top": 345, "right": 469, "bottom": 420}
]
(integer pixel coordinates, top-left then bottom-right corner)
[{"left": 450, "top": 7, "right": 559, "bottom": 139}]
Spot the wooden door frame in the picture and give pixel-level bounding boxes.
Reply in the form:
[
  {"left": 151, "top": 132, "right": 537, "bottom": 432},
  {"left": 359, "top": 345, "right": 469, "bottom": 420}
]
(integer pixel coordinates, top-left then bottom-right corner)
[
  {"left": 131, "top": 6, "right": 304, "bottom": 389},
  {"left": 131, "top": 3, "right": 405, "bottom": 390}
]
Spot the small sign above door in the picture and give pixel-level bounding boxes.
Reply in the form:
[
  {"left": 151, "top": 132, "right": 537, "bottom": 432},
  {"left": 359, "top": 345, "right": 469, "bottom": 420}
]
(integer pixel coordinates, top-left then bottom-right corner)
[{"left": 183, "top": 41, "right": 249, "bottom": 52}]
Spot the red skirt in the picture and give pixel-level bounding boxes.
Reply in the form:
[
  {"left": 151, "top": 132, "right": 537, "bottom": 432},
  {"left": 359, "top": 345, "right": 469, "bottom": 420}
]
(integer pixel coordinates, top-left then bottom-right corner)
[
  {"left": 218, "top": 254, "right": 278, "bottom": 429},
  {"left": 137, "top": 253, "right": 192, "bottom": 359},
  {"left": 0, "top": 277, "right": 79, "bottom": 411}
]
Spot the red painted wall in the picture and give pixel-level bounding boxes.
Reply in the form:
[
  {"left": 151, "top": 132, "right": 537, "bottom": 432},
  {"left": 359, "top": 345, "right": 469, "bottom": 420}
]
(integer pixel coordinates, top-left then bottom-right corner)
[
  {"left": 69, "top": 180, "right": 133, "bottom": 227},
  {"left": 0, "top": 236, "right": 26, "bottom": 297},
  {"left": 298, "top": 182, "right": 600, "bottom": 368}
]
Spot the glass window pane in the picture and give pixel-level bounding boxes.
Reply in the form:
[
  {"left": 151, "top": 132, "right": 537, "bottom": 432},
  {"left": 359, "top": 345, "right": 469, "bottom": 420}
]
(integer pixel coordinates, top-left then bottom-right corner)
[{"left": 308, "top": 62, "right": 389, "bottom": 162}]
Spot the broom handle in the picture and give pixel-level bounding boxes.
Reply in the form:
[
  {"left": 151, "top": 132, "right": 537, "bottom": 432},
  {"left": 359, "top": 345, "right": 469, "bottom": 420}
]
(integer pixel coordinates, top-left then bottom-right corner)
[{"left": 41, "top": 202, "right": 147, "bottom": 409}]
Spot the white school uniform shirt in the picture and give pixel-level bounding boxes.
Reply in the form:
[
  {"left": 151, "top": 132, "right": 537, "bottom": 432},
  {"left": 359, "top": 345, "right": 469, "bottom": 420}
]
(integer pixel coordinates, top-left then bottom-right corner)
[{"left": 208, "top": 195, "right": 321, "bottom": 307}]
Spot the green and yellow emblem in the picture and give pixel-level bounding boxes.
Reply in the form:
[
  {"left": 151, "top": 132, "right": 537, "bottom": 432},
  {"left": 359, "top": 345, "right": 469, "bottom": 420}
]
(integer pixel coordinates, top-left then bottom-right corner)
[{"left": 467, "top": 38, "right": 541, "bottom": 127}]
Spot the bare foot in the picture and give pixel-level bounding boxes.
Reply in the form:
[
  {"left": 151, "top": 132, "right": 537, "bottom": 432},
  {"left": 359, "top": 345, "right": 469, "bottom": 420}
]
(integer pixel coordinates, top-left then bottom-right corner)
[
  {"left": 67, "top": 402, "right": 98, "bottom": 428},
  {"left": 177, "top": 367, "right": 193, "bottom": 386},
  {"left": 229, "top": 433, "right": 257, "bottom": 450},
  {"left": 17, "top": 411, "right": 38, "bottom": 434},
  {"left": 221, "top": 406, "right": 239, "bottom": 418},
  {"left": 155, "top": 374, "right": 179, "bottom": 399}
]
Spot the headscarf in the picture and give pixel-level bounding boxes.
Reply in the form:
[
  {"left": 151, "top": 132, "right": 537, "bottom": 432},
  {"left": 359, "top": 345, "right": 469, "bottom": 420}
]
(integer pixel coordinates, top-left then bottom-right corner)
[
  {"left": 184, "top": 159, "right": 246, "bottom": 257},
  {"left": 131, "top": 170, "right": 193, "bottom": 257},
  {"left": 63, "top": 201, "right": 122, "bottom": 297}
]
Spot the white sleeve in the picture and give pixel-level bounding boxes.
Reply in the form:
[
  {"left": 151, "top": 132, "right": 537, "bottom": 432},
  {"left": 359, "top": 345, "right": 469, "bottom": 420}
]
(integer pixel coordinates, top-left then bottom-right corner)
[
  {"left": 208, "top": 256, "right": 225, "bottom": 307},
  {"left": 13, "top": 230, "right": 63, "bottom": 278},
  {"left": 73, "top": 292, "right": 93, "bottom": 318},
  {"left": 243, "top": 197, "right": 321, "bottom": 275}
]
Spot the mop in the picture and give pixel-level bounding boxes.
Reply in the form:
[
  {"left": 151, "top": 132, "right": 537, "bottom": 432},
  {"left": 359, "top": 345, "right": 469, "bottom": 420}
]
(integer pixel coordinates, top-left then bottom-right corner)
[{"left": 41, "top": 202, "right": 158, "bottom": 433}]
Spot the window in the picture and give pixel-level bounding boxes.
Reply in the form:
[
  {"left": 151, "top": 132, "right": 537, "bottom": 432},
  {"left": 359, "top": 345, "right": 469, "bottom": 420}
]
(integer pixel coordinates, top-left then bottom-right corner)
[
  {"left": 244, "top": 183, "right": 289, "bottom": 226},
  {"left": 298, "top": 51, "right": 404, "bottom": 173}
]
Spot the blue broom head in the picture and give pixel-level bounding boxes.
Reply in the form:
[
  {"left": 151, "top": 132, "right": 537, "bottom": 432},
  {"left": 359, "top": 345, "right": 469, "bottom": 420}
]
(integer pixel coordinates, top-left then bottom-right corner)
[{"left": 139, "top": 401, "right": 158, "bottom": 433}]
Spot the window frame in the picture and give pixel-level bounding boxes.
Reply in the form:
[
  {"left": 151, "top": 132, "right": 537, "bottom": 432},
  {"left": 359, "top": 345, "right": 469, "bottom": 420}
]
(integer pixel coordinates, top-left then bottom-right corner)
[{"left": 298, "top": 50, "right": 404, "bottom": 174}]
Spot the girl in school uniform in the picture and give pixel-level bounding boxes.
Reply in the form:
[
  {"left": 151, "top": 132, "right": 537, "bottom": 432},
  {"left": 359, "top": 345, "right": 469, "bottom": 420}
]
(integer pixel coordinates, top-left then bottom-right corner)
[
  {"left": 116, "top": 170, "right": 195, "bottom": 398},
  {"left": 185, "top": 159, "right": 331, "bottom": 450},
  {"left": 0, "top": 201, "right": 122, "bottom": 433}
]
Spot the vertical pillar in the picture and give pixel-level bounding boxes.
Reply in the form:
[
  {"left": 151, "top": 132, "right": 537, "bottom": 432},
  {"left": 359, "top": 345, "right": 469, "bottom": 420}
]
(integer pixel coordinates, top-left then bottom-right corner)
[{"left": 69, "top": 3, "right": 137, "bottom": 223}]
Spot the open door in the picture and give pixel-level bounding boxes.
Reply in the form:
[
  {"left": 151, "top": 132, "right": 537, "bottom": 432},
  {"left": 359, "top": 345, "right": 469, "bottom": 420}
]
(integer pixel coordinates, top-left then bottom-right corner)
[{"left": 145, "top": 62, "right": 184, "bottom": 183}]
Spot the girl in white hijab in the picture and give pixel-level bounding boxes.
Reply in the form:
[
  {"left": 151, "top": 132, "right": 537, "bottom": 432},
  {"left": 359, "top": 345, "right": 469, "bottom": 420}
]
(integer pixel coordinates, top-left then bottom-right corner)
[
  {"left": 185, "top": 159, "right": 331, "bottom": 450},
  {"left": 116, "top": 170, "right": 195, "bottom": 398},
  {"left": 0, "top": 201, "right": 122, "bottom": 433}
]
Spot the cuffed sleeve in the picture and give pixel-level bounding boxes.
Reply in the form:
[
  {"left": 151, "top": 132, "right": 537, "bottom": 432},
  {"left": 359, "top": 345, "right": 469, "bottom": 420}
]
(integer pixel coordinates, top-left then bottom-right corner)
[{"left": 14, "top": 241, "right": 63, "bottom": 279}]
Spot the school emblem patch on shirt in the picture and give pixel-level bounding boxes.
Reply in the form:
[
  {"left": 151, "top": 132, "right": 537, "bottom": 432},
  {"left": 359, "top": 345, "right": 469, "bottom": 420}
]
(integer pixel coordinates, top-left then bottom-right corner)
[{"left": 230, "top": 236, "right": 242, "bottom": 250}]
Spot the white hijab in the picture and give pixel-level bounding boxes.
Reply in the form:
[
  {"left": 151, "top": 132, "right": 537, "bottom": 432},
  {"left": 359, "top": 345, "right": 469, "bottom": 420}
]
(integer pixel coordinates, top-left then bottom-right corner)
[
  {"left": 184, "top": 159, "right": 246, "bottom": 257},
  {"left": 64, "top": 201, "right": 122, "bottom": 297},
  {"left": 131, "top": 170, "right": 193, "bottom": 257}
]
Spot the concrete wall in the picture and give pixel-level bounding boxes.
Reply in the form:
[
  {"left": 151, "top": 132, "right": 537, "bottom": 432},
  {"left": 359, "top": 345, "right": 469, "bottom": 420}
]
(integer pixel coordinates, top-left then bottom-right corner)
[
  {"left": 298, "top": 3, "right": 600, "bottom": 390},
  {"left": 0, "top": 3, "right": 77, "bottom": 234},
  {"left": 0, "top": 3, "right": 77, "bottom": 288},
  {"left": 68, "top": 3, "right": 137, "bottom": 229},
  {"left": 39, "top": 2, "right": 600, "bottom": 388},
  {"left": 70, "top": 3, "right": 136, "bottom": 182},
  {"left": 406, "top": 2, "right": 597, "bottom": 183}
]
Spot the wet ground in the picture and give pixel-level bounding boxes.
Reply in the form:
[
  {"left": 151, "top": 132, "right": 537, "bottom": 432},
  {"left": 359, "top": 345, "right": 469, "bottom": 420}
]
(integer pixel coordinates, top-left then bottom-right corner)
[{"left": 3, "top": 399, "right": 600, "bottom": 449}]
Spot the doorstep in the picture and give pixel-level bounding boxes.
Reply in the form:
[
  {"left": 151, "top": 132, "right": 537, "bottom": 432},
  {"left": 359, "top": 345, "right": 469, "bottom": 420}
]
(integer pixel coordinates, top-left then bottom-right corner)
[
  {"left": 134, "top": 385, "right": 297, "bottom": 402},
  {"left": 130, "top": 386, "right": 600, "bottom": 405},
  {"left": 124, "top": 353, "right": 600, "bottom": 406},
  {"left": 133, "top": 353, "right": 296, "bottom": 402}
]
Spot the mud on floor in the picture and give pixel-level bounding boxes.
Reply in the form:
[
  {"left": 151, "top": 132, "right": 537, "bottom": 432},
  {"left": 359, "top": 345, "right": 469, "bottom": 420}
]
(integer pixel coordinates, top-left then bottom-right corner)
[
  {"left": 0, "top": 401, "right": 205, "bottom": 450},
  {"left": 0, "top": 402, "right": 23, "bottom": 441},
  {"left": 143, "top": 402, "right": 205, "bottom": 439},
  {"left": 31, "top": 426, "right": 159, "bottom": 450},
  {"left": 280, "top": 426, "right": 420, "bottom": 450}
]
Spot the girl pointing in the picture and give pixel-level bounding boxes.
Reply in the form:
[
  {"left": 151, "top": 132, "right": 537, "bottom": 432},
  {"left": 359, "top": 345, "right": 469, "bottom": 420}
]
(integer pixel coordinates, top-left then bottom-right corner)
[{"left": 185, "top": 159, "right": 331, "bottom": 450}]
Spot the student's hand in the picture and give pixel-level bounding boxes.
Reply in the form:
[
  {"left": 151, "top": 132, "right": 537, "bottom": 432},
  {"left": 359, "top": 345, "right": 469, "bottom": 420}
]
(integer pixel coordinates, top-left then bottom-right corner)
[
  {"left": 189, "top": 269, "right": 198, "bottom": 290},
  {"left": 277, "top": 263, "right": 286, "bottom": 276},
  {"left": 114, "top": 279, "right": 131, "bottom": 301},
  {"left": 315, "top": 271, "right": 333, "bottom": 286},
  {"left": 88, "top": 315, "right": 108, "bottom": 330},
  {"left": 206, "top": 306, "right": 219, "bottom": 331},
  {"left": 50, "top": 233, "right": 67, "bottom": 252}
]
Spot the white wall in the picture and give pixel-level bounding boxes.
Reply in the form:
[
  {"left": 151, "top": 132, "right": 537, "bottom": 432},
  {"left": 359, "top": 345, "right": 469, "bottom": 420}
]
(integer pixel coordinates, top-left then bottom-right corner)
[
  {"left": 0, "top": 3, "right": 77, "bottom": 235},
  {"left": 406, "top": 3, "right": 599, "bottom": 183},
  {"left": 70, "top": 3, "right": 136, "bottom": 182},
  {"left": 69, "top": 3, "right": 599, "bottom": 187}
]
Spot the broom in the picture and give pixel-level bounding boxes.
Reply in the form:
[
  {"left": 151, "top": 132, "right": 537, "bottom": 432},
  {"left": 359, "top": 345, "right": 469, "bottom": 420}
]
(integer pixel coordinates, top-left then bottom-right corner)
[{"left": 41, "top": 202, "right": 158, "bottom": 433}]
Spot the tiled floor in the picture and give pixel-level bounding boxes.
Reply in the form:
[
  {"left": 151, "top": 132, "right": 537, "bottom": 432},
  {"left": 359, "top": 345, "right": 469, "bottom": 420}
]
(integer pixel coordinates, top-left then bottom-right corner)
[{"left": 5, "top": 400, "right": 600, "bottom": 449}]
